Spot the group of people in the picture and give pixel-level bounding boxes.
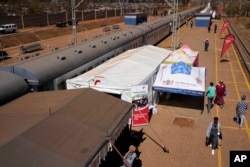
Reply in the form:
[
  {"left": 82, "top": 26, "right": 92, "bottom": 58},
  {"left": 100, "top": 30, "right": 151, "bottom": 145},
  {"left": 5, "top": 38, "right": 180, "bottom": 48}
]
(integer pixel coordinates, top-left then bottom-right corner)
[
  {"left": 206, "top": 94, "right": 248, "bottom": 155},
  {"left": 206, "top": 80, "right": 226, "bottom": 111},
  {"left": 206, "top": 80, "right": 248, "bottom": 155},
  {"left": 204, "top": 22, "right": 217, "bottom": 52},
  {"left": 186, "top": 20, "right": 193, "bottom": 28},
  {"left": 208, "top": 23, "right": 217, "bottom": 33}
]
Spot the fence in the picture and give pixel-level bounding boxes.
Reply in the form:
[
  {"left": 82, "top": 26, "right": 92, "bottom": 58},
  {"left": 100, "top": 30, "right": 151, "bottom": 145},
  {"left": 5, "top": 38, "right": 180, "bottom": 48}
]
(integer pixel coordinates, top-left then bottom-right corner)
[{"left": 0, "top": 9, "right": 136, "bottom": 29}]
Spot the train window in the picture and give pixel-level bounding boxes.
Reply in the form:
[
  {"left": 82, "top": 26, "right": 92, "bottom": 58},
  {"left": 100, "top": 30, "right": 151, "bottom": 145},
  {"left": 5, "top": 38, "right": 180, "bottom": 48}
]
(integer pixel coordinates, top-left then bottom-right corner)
[
  {"left": 81, "top": 70, "right": 86, "bottom": 74},
  {"left": 88, "top": 67, "right": 93, "bottom": 71}
]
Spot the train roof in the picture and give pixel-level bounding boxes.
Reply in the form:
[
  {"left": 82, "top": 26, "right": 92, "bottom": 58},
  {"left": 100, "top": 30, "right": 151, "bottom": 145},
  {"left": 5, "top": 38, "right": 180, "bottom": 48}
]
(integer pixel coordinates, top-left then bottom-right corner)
[
  {"left": 0, "top": 71, "right": 29, "bottom": 105},
  {"left": 0, "top": 28, "right": 142, "bottom": 85},
  {"left": 0, "top": 88, "right": 133, "bottom": 167}
]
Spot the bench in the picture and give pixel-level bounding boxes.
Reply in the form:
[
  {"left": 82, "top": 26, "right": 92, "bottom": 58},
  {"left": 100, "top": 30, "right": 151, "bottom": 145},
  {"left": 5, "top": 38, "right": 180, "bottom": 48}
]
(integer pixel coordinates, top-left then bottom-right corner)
[
  {"left": 103, "top": 26, "right": 111, "bottom": 32},
  {"left": 112, "top": 24, "right": 120, "bottom": 30},
  {"left": 20, "top": 43, "right": 43, "bottom": 54}
]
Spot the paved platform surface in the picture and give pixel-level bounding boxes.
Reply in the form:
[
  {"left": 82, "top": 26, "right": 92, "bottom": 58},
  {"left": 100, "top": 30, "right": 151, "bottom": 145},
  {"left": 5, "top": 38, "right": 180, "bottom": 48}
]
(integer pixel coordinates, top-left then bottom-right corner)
[{"left": 132, "top": 19, "right": 250, "bottom": 167}]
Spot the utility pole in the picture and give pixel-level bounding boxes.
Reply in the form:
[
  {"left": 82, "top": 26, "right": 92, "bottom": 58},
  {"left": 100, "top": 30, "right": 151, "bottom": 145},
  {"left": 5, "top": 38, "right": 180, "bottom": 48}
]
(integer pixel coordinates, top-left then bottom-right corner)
[
  {"left": 166, "top": 0, "right": 179, "bottom": 50},
  {"left": 0, "top": 42, "right": 4, "bottom": 62},
  {"left": 71, "top": 0, "right": 84, "bottom": 45},
  {"left": 172, "top": 0, "right": 179, "bottom": 50},
  {"left": 239, "top": 0, "right": 242, "bottom": 15}
]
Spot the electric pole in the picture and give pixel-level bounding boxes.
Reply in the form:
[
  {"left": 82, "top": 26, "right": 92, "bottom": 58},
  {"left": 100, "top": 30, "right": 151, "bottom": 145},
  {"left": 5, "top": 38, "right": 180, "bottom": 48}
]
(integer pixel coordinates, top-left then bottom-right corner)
[
  {"left": 166, "top": 0, "right": 179, "bottom": 50},
  {"left": 71, "top": 0, "right": 85, "bottom": 45}
]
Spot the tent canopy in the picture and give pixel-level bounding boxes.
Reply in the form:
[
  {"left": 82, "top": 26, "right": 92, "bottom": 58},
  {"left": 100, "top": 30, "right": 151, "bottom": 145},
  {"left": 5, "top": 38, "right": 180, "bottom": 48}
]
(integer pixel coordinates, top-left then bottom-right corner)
[
  {"left": 66, "top": 45, "right": 171, "bottom": 102},
  {"left": 164, "top": 44, "right": 199, "bottom": 66},
  {"left": 0, "top": 88, "right": 133, "bottom": 167},
  {"left": 153, "top": 62, "right": 206, "bottom": 96}
]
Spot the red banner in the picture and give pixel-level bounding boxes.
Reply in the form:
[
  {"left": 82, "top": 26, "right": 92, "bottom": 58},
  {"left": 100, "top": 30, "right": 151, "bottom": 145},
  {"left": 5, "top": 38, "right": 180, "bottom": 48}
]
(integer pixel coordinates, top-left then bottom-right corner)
[
  {"left": 132, "top": 106, "right": 149, "bottom": 126},
  {"left": 131, "top": 85, "right": 149, "bottom": 126},
  {"left": 221, "top": 34, "right": 235, "bottom": 58},
  {"left": 220, "top": 21, "right": 230, "bottom": 35}
]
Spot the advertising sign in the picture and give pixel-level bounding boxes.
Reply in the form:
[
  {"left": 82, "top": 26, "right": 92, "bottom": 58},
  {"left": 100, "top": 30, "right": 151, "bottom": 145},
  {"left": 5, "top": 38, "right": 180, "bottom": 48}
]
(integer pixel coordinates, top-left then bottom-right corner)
[{"left": 131, "top": 85, "right": 149, "bottom": 126}]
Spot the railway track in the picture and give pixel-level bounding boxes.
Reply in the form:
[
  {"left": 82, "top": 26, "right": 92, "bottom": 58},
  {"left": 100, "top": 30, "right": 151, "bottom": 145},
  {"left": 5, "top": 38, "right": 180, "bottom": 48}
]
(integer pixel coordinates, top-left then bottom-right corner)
[{"left": 228, "top": 20, "right": 250, "bottom": 78}]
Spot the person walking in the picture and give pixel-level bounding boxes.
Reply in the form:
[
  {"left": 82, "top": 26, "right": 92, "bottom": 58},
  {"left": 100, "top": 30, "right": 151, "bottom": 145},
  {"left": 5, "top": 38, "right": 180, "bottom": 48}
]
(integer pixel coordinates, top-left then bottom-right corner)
[
  {"left": 214, "top": 24, "right": 217, "bottom": 33},
  {"left": 204, "top": 39, "right": 209, "bottom": 51},
  {"left": 214, "top": 80, "right": 226, "bottom": 108},
  {"left": 206, "top": 82, "right": 216, "bottom": 113},
  {"left": 206, "top": 117, "right": 222, "bottom": 155},
  {"left": 236, "top": 95, "right": 248, "bottom": 128}
]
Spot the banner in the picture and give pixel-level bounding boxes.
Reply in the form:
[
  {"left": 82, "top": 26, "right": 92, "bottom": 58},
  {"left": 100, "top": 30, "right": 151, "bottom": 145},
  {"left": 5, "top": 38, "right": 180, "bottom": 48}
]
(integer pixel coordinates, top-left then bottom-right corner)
[
  {"left": 131, "top": 85, "right": 149, "bottom": 126},
  {"left": 221, "top": 34, "right": 235, "bottom": 58},
  {"left": 220, "top": 20, "right": 230, "bottom": 35}
]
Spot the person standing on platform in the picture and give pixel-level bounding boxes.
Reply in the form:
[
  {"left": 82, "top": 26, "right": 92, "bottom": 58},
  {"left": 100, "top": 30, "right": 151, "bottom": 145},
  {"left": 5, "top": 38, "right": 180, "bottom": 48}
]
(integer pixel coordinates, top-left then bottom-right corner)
[
  {"left": 214, "top": 24, "right": 217, "bottom": 33},
  {"left": 121, "top": 145, "right": 137, "bottom": 167},
  {"left": 214, "top": 80, "right": 226, "bottom": 109},
  {"left": 204, "top": 39, "right": 209, "bottom": 51},
  {"left": 206, "top": 82, "right": 216, "bottom": 113},
  {"left": 208, "top": 25, "right": 211, "bottom": 33},
  {"left": 190, "top": 20, "right": 193, "bottom": 28},
  {"left": 236, "top": 95, "right": 248, "bottom": 128},
  {"left": 186, "top": 20, "right": 188, "bottom": 26},
  {"left": 206, "top": 117, "right": 222, "bottom": 155}
]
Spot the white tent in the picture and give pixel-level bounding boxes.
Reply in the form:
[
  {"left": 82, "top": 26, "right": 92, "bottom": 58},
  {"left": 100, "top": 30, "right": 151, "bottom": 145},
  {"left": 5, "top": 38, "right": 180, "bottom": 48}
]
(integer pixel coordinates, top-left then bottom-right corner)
[
  {"left": 153, "top": 62, "right": 206, "bottom": 96},
  {"left": 200, "top": 2, "right": 212, "bottom": 13},
  {"left": 164, "top": 44, "right": 199, "bottom": 66},
  {"left": 66, "top": 45, "right": 172, "bottom": 103}
]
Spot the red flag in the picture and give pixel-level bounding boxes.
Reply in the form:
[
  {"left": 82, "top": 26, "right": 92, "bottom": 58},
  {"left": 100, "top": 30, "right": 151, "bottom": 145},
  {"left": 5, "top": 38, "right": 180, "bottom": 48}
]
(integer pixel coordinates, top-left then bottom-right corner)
[
  {"left": 221, "top": 34, "right": 235, "bottom": 58},
  {"left": 220, "top": 21, "right": 230, "bottom": 35}
]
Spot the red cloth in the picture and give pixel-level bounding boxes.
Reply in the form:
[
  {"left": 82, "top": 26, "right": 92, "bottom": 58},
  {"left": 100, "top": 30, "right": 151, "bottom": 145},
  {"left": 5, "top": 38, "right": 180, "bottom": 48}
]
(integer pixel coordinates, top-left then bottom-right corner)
[{"left": 216, "top": 84, "right": 226, "bottom": 96}]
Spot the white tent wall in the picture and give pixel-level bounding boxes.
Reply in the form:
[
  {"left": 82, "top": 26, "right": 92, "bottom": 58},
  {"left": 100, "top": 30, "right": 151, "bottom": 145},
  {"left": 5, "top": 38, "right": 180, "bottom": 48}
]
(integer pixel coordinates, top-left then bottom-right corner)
[
  {"left": 153, "top": 62, "right": 206, "bottom": 96},
  {"left": 121, "top": 69, "right": 159, "bottom": 105},
  {"left": 66, "top": 45, "right": 172, "bottom": 104}
]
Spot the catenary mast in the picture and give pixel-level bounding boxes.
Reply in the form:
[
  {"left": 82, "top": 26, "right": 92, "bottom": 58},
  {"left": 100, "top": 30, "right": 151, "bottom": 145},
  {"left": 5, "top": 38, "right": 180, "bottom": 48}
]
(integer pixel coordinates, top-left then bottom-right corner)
[{"left": 165, "top": 0, "right": 179, "bottom": 50}]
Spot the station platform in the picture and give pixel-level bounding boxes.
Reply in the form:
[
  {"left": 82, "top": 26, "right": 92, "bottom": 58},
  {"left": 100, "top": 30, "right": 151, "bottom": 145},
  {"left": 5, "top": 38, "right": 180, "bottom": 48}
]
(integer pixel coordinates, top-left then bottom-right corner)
[{"left": 132, "top": 18, "right": 250, "bottom": 167}]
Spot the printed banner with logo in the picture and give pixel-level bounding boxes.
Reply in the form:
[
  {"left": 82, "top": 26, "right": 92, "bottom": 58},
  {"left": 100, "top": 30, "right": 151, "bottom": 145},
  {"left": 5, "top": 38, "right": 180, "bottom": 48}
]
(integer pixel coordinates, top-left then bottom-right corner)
[
  {"left": 220, "top": 20, "right": 230, "bottom": 35},
  {"left": 131, "top": 85, "right": 149, "bottom": 126},
  {"left": 221, "top": 34, "right": 235, "bottom": 58}
]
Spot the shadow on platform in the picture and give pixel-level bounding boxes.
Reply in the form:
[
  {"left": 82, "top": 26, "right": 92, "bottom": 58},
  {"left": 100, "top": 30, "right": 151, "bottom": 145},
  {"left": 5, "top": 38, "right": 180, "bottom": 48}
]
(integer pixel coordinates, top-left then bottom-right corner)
[{"left": 158, "top": 93, "right": 204, "bottom": 111}]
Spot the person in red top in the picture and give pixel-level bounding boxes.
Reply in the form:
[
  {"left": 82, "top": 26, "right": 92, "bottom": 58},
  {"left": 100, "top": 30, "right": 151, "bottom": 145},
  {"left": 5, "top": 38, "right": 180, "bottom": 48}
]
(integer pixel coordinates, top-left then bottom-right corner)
[{"left": 214, "top": 80, "right": 226, "bottom": 108}]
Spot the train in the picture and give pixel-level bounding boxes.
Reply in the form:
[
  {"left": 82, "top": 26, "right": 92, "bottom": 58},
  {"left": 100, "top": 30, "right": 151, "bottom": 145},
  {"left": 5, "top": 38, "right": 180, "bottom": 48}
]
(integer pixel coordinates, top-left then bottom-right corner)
[{"left": 0, "top": 6, "right": 202, "bottom": 105}]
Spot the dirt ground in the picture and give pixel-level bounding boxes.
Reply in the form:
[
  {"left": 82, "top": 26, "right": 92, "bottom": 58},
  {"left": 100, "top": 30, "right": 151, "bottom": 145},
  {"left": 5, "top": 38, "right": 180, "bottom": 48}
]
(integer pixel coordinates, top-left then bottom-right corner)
[
  {"left": 1, "top": 16, "right": 249, "bottom": 49},
  {"left": 229, "top": 17, "right": 250, "bottom": 47},
  {"left": 0, "top": 17, "right": 124, "bottom": 48}
]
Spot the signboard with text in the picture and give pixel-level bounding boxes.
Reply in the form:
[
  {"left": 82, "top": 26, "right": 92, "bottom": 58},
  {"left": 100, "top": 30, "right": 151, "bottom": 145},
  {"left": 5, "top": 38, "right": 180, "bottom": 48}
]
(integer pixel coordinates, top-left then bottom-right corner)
[{"left": 131, "top": 85, "right": 149, "bottom": 126}]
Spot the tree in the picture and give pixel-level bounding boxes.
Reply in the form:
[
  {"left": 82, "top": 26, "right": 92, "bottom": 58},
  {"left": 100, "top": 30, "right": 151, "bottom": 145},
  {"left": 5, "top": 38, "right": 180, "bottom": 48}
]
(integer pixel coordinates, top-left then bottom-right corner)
[{"left": 224, "top": 3, "right": 239, "bottom": 17}]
